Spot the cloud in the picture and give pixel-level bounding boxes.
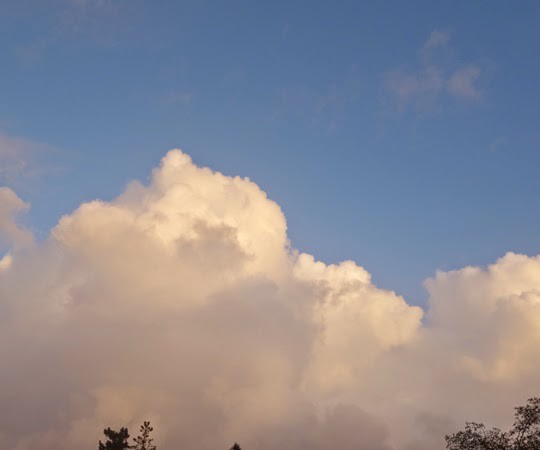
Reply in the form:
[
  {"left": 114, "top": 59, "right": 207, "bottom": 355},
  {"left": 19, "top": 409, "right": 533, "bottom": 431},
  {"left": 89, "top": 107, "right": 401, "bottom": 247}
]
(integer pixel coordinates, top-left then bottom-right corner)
[
  {"left": 0, "top": 253, "right": 12, "bottom": 271},
  {"left": 383, "top": 30, "right": 484, "bottom": 109},
  {"left": 272, "top": 67, "right": 362, "bottom": 133},
  {"left": 0, "top": 150, "right": 539, "bottom": 449},
  {"left": 425, "top": 252, "right": 540, "bottom": 381},
  {"left": 423, "top": 30, "right": 450, "bottom": 51},
  {"left": 0, "top": 134, "right": 34, "bottom": 183},
  {"left": 384, "top": 66, "right": 444, "bottom": 109},
  {"left": 0, "top": 187, "right": 33, "bottom": 248},
  {"left": 489, "top": 136, "right": 508, "bottom": 152},
  {"left": 447, "top": 65, "right": 482, "bottom": 99},
  {"left": 0, "top": 132, "right": 55, "bottom": 185}
]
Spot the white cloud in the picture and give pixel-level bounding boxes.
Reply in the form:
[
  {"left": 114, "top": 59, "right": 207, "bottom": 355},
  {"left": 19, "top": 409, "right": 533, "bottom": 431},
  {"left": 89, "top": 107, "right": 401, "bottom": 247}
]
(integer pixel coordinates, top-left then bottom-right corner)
[
  {"left": 425, "top": 252, "right": 540, "bottom": 381},
  {"left": 447, "top": 65, "right": 482, "bottom": 99},
  {"left": 0, "top": 150, "right": 539, "bottom": 449}
]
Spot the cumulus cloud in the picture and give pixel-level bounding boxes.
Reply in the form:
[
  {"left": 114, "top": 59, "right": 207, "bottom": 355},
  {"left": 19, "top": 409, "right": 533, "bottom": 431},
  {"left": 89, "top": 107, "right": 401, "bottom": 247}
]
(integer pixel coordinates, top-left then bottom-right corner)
[
  {"left": 0, "top": 150, "right": 539, "bottom": 450},
  {"left": 425, "top": 253, "right": 540, "bottom": 381}
]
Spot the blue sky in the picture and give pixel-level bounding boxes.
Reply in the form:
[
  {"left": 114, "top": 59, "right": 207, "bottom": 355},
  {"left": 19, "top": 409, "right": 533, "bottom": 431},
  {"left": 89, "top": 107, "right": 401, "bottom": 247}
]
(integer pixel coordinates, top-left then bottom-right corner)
[{"left": 1, "top": 0, "right": 539, "bottom": 304}]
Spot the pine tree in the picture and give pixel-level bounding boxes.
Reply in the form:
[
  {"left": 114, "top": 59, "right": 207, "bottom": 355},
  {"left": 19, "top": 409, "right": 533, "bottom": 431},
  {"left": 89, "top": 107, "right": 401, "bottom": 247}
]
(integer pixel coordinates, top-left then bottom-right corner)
[
  {"left": 98, "top": 427, "right": 131, "bottom": 450},
  {"left": 230, "top": 443, "right": 242, "bottom": 450},
  {"left": 132, "top": 421, "right": 157, "bottom": 450}
]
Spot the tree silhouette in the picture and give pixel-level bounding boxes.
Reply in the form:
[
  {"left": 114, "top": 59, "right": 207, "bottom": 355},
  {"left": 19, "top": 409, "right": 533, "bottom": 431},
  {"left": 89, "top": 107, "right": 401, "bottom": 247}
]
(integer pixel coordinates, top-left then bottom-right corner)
[
  {"left": 446, "top": 397, "right": 540, "bottom": 449},
  {"left": 133, "top": 421, "right": 157, "bottom": 450},
  {"left": 512, "top": 398, "right": 540, "bottom": 449},
  {"left": 98, "top": 427, "right": 131, "bottom": 450},
  {"left": 230, "top": 443, "right": 242, "bottom": 450}
]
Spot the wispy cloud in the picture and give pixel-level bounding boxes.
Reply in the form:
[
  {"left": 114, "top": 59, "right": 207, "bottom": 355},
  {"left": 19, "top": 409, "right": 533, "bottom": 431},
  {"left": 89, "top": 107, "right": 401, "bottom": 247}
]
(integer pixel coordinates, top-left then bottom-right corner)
[
  {"left": 447, "top": 65, "right": 482, "bottom": 99},
  {"left": 383, "top": 30, "right": 484, "bottom": 110},
  {"left": 422, "top": 30, "right": 450, "bottom": 51},
  {"left": 488, "top": 136, "right": 508, "bottom": 152},
  {"left": 384, "top": 66, "right": 444, "bottom": 109},
  {"left": 0, "top": 132, "right": 59, "bottom": 186},
  {"left": 0, "top": 135, "right": 29, "bottom": 183},
  {"left": 273, "top": 77, "right": 361, "bottom": 133}
]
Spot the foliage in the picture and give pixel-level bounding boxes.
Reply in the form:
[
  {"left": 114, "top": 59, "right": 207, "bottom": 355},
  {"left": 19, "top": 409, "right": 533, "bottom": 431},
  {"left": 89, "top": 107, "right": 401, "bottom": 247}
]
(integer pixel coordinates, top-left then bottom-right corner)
[
  {"left": 98, "top": 422, "right": 244, "bottom": 450},
  {"left": 132, "top": 421, "right": 157, "bottom": 450},
  {"left": 446, "top": 397, "right": 540, "bottom": 450},
  {"left": 98, "top": 427, "right": 131, "bottom": 450}
]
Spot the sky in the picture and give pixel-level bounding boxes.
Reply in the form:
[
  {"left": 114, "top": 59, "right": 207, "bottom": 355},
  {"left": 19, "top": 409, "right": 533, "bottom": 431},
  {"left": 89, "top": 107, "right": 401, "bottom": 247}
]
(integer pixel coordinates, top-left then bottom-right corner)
[{"left": 1, "top": 2, "right": 540, "bottom": 450}]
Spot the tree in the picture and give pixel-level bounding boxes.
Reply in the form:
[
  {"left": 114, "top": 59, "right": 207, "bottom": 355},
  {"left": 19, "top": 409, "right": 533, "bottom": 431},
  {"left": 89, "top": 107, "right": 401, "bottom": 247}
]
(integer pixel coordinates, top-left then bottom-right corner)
[
  {"left": 98, "top": 427, "right": 131, "bottom": 450},
  {"left": 230, "top": 443, "right": 242, "bottom": 450},
  {"left": 132, "top": 421, "right": 157, "bottom": 450},
  {"left": 446, "top": 397, "right": 540, "bottom": 450},
  {"left": 511, "top": 398, "right": 540, "bottom": 449}
]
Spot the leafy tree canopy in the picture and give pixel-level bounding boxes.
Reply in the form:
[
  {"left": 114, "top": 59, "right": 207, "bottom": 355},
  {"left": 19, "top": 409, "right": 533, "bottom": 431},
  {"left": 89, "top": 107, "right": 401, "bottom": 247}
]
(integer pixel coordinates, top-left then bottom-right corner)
[{"left": 446, "top": 397, "right": 540, "bottom": 450}]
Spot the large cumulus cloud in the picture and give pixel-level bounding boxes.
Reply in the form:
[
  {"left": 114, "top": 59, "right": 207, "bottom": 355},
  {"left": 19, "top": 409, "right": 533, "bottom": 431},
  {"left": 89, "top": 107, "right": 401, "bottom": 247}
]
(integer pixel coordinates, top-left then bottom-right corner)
[{"left": 0, "top": 150, "right": 538, "bottom": 450}]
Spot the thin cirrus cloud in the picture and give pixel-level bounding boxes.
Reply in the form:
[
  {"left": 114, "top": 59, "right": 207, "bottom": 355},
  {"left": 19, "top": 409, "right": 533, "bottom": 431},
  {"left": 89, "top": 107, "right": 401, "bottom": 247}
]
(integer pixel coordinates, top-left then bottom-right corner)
[
  {"left": 384, "top": 30, "right": 482, "bottom": 108},
  {"left": 0, "top": 150, "right": 539, "bottom": 450}
]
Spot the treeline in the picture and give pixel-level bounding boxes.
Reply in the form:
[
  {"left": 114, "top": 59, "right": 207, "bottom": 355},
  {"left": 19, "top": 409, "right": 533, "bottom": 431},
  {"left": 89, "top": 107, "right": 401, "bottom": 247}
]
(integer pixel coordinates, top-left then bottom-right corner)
[
  {"left": 98, "top": 421, "right": 157, "bottom": 450},
  {"left": 98, "top": 421, "right": 242, "bottom": 450},
  {"left": 99, "top": 398, "right": 540, "bottom": 449},
  {"left": 445, "top": 397, "right": 540, "bottom": 450}
]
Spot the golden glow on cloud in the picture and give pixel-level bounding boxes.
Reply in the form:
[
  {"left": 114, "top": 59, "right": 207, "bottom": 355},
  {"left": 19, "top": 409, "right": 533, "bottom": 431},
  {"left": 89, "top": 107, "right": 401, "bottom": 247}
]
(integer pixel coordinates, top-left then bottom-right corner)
[{"left": 0, "top": 150, "right": 539, "bottom": 450}]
